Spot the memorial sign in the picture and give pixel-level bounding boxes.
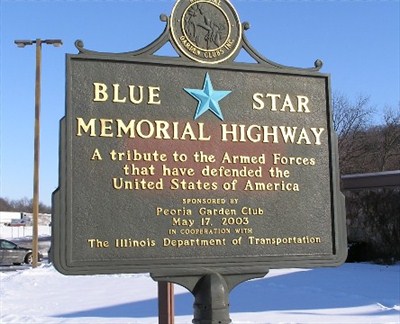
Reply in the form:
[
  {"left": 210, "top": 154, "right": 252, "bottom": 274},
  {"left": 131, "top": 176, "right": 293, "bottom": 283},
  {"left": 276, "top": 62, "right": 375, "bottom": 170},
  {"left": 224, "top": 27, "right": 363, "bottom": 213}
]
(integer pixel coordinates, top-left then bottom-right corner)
[{"left": 52, "top": 0, "right": 347, "bottom": 277}]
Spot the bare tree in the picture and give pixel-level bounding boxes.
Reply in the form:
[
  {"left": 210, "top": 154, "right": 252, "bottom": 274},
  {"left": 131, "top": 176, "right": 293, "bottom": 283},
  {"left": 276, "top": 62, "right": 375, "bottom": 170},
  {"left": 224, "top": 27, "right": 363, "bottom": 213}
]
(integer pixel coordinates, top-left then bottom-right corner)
[
  {"left": 0, "top": 197, "right": 51, "bottom": 213},
  {"left": 367, "top": 104, "right": 400, "bottom": 171},
  {"left": 0, "top": 197, "right": 11, "bottom": 211},
  {"left": 332, "top": 93, "right": 373, "bottom": 174}
]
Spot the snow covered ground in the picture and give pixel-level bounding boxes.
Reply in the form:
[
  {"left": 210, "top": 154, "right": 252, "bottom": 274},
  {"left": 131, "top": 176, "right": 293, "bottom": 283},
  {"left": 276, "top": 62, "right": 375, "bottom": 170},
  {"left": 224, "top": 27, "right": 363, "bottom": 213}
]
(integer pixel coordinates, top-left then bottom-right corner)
[
  {"left": 1, "top": 225, "right": 399, "bottom": 323},
  {"left": 1, "top": 262, "right": 399, "bottom": 323}
]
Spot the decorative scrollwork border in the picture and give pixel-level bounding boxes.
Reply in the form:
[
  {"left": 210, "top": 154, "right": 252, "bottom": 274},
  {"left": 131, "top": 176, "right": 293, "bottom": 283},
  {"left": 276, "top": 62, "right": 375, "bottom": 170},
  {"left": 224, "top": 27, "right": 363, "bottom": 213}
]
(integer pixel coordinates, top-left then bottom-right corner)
[{"left": 74, "top": 13, "right": 322, "bottom": 72}]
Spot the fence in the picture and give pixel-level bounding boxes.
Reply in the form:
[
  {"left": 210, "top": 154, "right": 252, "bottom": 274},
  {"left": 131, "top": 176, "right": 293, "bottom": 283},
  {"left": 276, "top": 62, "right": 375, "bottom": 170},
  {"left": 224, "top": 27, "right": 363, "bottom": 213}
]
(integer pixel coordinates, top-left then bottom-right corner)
[{"left": 0, "top": 225, "right": 51, "bottom": 239}]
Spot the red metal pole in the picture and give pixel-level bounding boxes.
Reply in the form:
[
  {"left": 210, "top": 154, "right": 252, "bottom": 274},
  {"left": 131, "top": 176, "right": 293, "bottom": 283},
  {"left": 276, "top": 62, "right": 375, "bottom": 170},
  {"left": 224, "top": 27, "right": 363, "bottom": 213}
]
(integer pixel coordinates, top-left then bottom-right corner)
[{"left": 158, "top": 282, "right": 174, "bottom": 324}]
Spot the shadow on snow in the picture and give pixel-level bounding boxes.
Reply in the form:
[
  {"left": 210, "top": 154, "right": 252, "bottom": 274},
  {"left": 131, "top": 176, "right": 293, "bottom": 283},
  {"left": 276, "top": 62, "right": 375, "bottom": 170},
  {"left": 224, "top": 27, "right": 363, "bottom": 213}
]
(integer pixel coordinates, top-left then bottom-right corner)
[{"left": 55, "top": 265, "right": 399, "bottom": 319}]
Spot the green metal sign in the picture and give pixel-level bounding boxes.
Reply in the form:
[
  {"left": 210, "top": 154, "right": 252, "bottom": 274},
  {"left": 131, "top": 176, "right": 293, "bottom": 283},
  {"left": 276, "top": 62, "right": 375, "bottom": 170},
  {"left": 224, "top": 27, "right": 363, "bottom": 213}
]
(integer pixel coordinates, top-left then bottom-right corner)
[{"left": 52, "top": 0, "right": 346, "bottom": 276}]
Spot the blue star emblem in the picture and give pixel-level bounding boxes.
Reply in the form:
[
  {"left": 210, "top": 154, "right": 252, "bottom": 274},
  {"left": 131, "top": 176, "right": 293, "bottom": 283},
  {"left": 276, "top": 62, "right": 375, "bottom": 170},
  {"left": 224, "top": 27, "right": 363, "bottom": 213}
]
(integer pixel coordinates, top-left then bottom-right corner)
[{"left": 184, "top": 73, "right": 231, "bottom": 121}]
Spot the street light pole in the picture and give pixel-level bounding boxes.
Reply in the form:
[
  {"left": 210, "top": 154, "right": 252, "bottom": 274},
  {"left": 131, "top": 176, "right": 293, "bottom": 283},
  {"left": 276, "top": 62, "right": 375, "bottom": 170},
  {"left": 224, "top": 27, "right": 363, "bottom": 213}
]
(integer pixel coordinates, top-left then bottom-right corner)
[{"left": 15, "top": 39, "right": 62, "bottom": 268}]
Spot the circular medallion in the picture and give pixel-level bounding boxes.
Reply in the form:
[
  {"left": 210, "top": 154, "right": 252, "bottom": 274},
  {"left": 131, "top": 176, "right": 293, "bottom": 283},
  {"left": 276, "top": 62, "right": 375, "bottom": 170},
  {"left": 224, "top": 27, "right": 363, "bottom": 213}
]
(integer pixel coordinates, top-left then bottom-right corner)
[{"left": 171, "top": 0, "right": 242, "bottom": 64}]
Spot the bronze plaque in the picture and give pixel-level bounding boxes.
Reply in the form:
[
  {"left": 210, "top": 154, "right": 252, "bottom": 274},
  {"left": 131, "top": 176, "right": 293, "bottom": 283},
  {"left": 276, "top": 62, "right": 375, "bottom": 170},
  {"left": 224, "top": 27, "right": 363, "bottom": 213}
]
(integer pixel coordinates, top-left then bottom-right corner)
[
  {"left": 170, "top": 0, "right": 242, "bottom": 64},
  {"left": 53, "top": 56, "right": 346, "bottom": 274}
]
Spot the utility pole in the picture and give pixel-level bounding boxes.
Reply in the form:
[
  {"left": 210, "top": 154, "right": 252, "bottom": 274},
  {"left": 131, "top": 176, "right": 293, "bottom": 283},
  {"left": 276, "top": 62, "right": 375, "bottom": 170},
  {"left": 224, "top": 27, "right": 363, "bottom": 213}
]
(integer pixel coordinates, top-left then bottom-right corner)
[{"left": 14, "top": 39, "right": 63, "bottom": 267}]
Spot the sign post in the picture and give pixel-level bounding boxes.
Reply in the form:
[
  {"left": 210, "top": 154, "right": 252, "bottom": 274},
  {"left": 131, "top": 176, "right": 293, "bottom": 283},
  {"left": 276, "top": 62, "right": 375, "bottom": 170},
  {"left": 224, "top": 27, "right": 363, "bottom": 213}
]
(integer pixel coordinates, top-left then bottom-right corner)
[
  {"left": 158, "top": 282, "right": 174, "bottom": 324},
  {"left": 53, "top": 1, "right": 347, "bottom": 322}
]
